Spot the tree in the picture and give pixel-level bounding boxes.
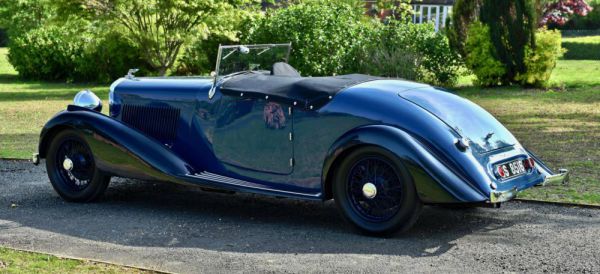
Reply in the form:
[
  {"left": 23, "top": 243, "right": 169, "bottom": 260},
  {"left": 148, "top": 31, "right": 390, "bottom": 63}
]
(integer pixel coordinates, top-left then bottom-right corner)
[
  {"left": 539, "top": 0, "right": 593, "bottom": 26},
  {"left": 81, "top": 0, "right": 258, "bottom": 76},
  {"left": 0, "top": 0, "right": 52, "bottom": 37},
  {"left": 480, "top": 0, "right": 537, "bottom": 84},
  {"left": 448, "top": 0, "right": 561, "bottom": 87},
  {"left": 446, "top": 0, "right": 483, "bottom": 58}
]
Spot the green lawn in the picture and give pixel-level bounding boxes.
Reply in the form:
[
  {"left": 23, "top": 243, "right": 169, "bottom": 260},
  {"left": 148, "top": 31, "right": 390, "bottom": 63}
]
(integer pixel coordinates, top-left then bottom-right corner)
[
  {"left": 0, "top": 247, "right": 152, "bottom": 273},
  {"left": 0, "top": 48, "right": 108, "bottom": 158},
  {"left": 0, "top": 42, "right": 599, "bottom": 205},
  {"left": 457, "top": 86, "right": 600, "bottom": 204}
]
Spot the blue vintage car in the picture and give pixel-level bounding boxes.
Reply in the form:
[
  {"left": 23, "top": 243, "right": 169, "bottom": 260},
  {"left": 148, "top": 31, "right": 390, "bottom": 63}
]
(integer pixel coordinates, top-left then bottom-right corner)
[{"left": 34, "top": 44, "right": 569, "bottom": 234}]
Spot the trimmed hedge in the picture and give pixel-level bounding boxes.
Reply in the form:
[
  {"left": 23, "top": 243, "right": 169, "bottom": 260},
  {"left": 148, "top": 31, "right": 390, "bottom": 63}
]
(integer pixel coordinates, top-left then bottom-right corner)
[{"left": 562, "top": 36, "right": 600, "bottom": 60}]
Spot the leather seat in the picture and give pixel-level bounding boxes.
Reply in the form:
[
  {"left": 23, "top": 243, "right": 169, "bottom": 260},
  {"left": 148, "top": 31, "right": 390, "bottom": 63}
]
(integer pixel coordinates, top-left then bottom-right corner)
[{"left": 271, "top": 62, "right": 301, "bottom": 77}]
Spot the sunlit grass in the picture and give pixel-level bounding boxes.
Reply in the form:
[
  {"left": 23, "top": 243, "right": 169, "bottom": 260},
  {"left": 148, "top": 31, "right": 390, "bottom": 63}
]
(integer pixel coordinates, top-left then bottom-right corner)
[
  {"left": 457, "top": 86, "right": 600, "bottom": 205},
  {"left": 0, "top": 48, "right": 108, "bottom": 158},
  {"left": 0, "top": 247, "right": 152, "bottom": 273}
]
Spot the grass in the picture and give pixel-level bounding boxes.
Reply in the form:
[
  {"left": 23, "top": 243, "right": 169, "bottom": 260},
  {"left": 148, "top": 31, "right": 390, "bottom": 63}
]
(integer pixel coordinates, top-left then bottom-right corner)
[
  {"left": 0, "top": 40, "right": 599, "bottom": 205},
  {"left": 457, "top": 86, "right": 600, "bottom": 205},
  {"left": 0, "top": 48, "right": 108, "bottom": 158},
  {"left": 0, "top": 247, "right": 152, "bottom": 273}
]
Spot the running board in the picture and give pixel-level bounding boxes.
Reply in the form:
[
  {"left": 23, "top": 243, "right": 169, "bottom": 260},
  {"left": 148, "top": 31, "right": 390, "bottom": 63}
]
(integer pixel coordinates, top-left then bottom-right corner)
[{"left": 182, "top": 171, "right": 321, "bottom": 200}]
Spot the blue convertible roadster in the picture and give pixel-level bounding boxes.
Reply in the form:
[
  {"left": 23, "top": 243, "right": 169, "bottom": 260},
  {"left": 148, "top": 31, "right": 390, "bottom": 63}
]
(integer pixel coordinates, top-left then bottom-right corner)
[{"left": 35, "top": 44, "right": 569, "bottom": 234}]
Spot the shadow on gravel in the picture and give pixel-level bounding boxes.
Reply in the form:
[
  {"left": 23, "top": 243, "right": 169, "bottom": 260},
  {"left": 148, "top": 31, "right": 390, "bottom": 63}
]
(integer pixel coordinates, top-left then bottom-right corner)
[{"left": 0, "top": 172, "right": 530, "bottom": 258}]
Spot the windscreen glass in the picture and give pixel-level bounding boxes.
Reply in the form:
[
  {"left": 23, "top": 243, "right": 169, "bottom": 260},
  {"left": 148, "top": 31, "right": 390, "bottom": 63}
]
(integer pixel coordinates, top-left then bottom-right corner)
[{"left": 217, "top": 44, "right": 291, "bottom": 77}]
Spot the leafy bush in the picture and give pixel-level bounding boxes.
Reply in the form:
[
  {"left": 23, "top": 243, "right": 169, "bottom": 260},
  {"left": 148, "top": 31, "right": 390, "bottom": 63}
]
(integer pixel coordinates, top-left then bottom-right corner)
[
  {"left": 347, "top": 22, "right": 420, "bottom": 80},
  {"left": 247, "top": 0, "right": 364, "bottom": 76},
  {"left": 0, "top": 28, "right": 7, "bottom": 47},
  {"left": 0, "top": 0, "right": 51, "bottom": 37},
  {"left": 8, "top": 22, "right": 147, "bottom": 82},
  {"left": 350, "top": 22, "right": 461, "bottom": 86},
  {"left": 412, "top": 24, "right": 463, "bottom": 86},
  {"left": 464, "top": 22, "right": 506, "bottom": 86},
  {"left": 175, "top": 9, "right": 260, "bottom": 76},
  {"left": 75, "top": 30, "right": 149, "bottom": 82},
  {"left": 517, "top": 28, "right": 563, "bottom": 87},
  {"left": 248, "top": 1, "right": 460, "bottom": 86},
  {"left": 175, "top": 33, "right": 234, "bottom": 76},
  {"left": 8, "top": 24, "right": 82, "bottom": 81},
  {"left": 464, "top": 22, "right": 562, "bottom": 87}
]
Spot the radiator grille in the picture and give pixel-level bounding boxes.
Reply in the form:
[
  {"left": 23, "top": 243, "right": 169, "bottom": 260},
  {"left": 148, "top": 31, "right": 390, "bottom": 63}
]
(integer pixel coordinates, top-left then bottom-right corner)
[{"left": 121, "top": 104, "right": 180, "bottom": 141}]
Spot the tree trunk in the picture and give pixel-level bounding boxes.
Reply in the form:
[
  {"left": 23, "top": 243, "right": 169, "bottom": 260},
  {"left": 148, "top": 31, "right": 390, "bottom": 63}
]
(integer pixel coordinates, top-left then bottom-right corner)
[{"left": 158, "top": 66, "right": 168, "bottom": 77}]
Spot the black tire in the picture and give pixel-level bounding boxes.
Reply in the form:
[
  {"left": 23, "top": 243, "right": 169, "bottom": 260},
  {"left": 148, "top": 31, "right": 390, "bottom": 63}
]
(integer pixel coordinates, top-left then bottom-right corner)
[
  {"left": 46, "top": 129, "right": 110, "bottom": 202},
  {"left": 333, "top": 146, "right": 422, "bottom": 235}
]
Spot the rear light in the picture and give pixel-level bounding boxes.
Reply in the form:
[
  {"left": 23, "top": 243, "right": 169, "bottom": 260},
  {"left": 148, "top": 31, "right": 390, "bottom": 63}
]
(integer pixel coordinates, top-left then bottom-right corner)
[
  {"left": 523, "top": 158, "right": 535, "bottom": 170},
  {"left": 497, "top": 165, "right": 506, "bottom": 177}
]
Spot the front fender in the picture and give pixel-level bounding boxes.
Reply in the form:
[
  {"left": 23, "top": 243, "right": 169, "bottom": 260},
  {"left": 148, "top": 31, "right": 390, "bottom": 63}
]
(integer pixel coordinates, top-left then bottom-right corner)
[
  {"left": 322, "top": 125, "right": 488, "bottom": 203},
  {"left": 39, "top": 107, "right": 192, "bottom": 181}
]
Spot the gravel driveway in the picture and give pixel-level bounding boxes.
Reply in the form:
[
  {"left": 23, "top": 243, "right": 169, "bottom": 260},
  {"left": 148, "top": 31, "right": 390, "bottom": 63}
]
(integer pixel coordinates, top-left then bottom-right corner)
[{"left": 1, "top": 160, "right": 599, "bottom": 273}]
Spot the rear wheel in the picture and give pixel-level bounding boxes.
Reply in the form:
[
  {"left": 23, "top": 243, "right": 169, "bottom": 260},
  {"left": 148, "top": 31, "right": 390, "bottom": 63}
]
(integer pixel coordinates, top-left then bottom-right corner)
[
  {"left": 46, "top": 130, "right": 110, "bottom": 202},
  {"left": 333, "top": 146, "right": 422, "bottom": 235}
]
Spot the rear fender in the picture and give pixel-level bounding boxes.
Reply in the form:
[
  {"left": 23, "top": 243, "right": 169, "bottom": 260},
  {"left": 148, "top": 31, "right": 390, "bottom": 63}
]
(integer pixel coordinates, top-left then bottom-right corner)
[
  {"left": 322, "top": 125, "right": 488, "bottom": 203},
  {"left": 39, "top": 107, "right": 192, "bottom": 181}
]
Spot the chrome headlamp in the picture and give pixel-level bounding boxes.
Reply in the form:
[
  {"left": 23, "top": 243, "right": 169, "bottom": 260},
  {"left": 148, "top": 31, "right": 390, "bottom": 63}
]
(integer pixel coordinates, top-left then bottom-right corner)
[{"left": 73, "top": 90, "right": 102, "bottom": 112}]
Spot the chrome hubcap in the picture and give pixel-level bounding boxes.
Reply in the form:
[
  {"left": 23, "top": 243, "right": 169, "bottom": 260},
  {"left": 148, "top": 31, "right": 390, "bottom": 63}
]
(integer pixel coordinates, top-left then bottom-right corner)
[
  {"left": 63, "top": 157, "right": 74, "bottom": 171},
  {"left": 362, "top": 182, "right": 377, "bottom": 199}
]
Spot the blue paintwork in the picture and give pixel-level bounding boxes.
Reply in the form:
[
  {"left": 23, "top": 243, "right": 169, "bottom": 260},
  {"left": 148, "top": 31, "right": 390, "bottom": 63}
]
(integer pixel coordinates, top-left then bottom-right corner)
[{"left": 38, "top": 76, "right": 551, "bottom": 204}]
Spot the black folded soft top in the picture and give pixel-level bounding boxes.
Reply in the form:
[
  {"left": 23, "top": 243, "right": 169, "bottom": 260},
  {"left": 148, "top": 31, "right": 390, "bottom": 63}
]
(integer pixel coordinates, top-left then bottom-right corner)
[{"left": 220, "top": 73, "right": 380, "bottom": 108}]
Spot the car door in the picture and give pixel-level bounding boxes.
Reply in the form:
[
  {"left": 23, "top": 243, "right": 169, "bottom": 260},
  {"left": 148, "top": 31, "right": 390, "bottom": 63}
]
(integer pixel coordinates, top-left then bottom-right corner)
[{"left": 212, "top": 95, "right": 294, "bottom": 175}]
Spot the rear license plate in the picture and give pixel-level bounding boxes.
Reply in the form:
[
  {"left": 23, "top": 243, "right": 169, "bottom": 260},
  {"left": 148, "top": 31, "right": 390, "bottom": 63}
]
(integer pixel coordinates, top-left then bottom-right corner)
[{"left": 496, "top": 160, "right": 526, "bottom": 179}]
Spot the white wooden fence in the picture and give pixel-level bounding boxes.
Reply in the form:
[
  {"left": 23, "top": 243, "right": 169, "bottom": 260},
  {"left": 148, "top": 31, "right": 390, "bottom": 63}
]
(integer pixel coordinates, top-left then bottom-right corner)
[{"left": 412, "top": 4, "right": 453, "bottom": 32}]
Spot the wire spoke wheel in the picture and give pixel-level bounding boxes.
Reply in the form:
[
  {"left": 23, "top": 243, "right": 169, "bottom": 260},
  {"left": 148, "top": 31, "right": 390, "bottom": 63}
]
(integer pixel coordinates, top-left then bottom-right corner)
[
  {"left": 347, "top": 157, "right": 403, "bottom": 222},
  {"left": 46, "top": 130, "right": 110, "bottom": 203},
  {"left": 333, "top": 146, "right": 422, "bottom": 235},
  {"left": 55, "top": 138, "right": 94, "bottom": 191}
]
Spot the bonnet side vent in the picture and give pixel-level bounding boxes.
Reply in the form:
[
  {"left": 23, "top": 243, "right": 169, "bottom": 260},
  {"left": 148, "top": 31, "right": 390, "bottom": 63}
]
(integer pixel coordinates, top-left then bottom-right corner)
[{"left": 121, "top": 105, "right": 180, "bottom": 141}]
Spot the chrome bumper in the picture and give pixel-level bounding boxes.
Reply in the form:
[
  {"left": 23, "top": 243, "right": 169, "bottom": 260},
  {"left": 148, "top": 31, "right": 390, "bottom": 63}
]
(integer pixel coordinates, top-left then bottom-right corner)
[
  {"left": 32, "top": 153, "right": 40, "bottom": 165},
  {"left": 490, "top": 187, "right": 519, "bottom": 203},
  {"left": 541, "top": 168, "right": 570, "bottom": 186},
  {"left": 490, "top": 169, "right": 569, "bottom": 203}
]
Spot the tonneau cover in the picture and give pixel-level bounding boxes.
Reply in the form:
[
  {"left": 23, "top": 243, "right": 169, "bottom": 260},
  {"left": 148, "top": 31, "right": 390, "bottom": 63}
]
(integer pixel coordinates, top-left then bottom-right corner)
[{"left": 220, "top": 73, "right": 380, "bottom": 108}]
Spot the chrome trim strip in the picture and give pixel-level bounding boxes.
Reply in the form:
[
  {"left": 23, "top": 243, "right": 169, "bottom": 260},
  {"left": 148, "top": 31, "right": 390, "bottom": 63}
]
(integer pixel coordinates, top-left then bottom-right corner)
[{"left": 187, "top": 172, "right": 320, "bottom": 198}]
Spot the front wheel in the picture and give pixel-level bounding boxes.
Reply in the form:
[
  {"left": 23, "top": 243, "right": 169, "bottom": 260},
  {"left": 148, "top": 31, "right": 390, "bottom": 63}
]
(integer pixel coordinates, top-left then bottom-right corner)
[
  {"left": 46, "top": 129, "right": 110, "bottom": 202},
  {"left": 333, "top": 146, "right": 422, "bottom": 235}
]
